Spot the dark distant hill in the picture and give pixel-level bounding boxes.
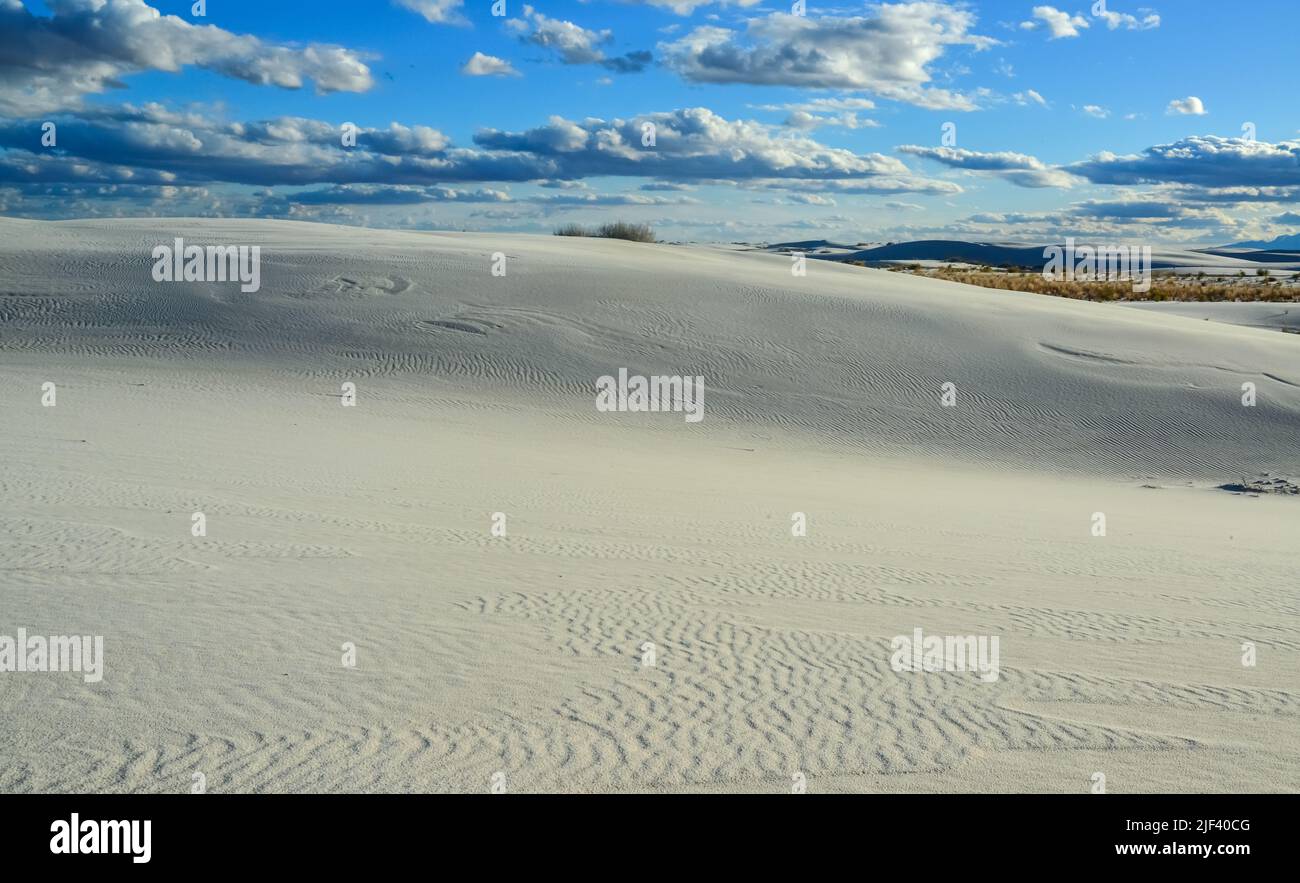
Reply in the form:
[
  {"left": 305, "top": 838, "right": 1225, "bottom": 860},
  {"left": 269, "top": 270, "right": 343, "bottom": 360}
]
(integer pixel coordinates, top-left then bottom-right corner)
[
  {"left": 832, "top": 240, "right": 1046, "bottom": 268},
  {"left": 1224, "top": 232, "right": 1300, "bottom": 250},
  {"left": 768, "top": 239, "right": 1300, "bottom": 272}
]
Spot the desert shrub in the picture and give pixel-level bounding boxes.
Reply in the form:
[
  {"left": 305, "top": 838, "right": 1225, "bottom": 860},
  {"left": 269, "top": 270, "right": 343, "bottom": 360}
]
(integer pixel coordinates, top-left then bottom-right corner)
[
  {"left": 595, "top": 221, "right": 655, "bottom": 242},
  {"left": 553, "top": 221, "right": 656, "bottom": 242},
  {"left": 876, "top": 265, "right": 1300, "bottom": 303}
]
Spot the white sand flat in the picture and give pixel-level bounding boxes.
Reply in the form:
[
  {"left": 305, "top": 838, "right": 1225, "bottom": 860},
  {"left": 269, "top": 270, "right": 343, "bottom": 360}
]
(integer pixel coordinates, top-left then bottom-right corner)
[{"left": 2, "top": 217, "right": 1296, "bottom": 792}]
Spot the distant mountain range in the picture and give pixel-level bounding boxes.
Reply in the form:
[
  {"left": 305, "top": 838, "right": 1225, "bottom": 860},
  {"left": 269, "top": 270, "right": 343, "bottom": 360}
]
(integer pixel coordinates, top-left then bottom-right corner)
[
  {"left": 1223, "top": 232, "right": 1300, "bottom": 250},
  {"left": 764, "top": 238, "right": 1300, "bottom": 272}
]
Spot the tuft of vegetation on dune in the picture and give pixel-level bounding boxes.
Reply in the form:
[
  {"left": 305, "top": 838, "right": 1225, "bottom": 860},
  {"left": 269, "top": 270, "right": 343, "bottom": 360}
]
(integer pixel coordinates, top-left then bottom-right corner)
[{"left": 554, "top": 221, "right": 656, "bottom": 243}]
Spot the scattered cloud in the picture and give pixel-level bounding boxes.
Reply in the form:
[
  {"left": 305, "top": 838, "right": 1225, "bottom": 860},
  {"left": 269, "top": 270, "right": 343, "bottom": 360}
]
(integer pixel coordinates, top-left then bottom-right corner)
[
  {"left": 0, "top": 0, "right": 373, "bottom": 114},
  {"left": 1020, "top": 3, "right": 1158, "bottom": 39},
  {"left": 461, "top": 53, "right": 522, "bottom": 77},
  {"left": 1069, "top": 136, "right": 1300, "bottom": 191},
  {"left": 269, "top": 184, "right": 511, "bottom": 206},
  {"left": 1021, "top": 6, "right": 1089, "bottom": 39},
  {"left": 508, "top": 6, "right": 610, "bottom": 65},
  {"left": 526, "top": 191, "right": 700, "bottom": 209},
  {"left": 742, "top": 176, "right": 963, "bottom": 197},
  {"left": 627, "top": 0, "right": 764, "bottom": 15},
  {"left": 394, "top": 0, "right": 468, "bottom": 26},
  {"left": 1094, "top": 5, "right": 1160, "bottom": 30},
  {"left": 898, "top": 145, "right": 1079, "bottom": 187},
  {"left": 1166, "top": 96, "right": 1207, "bottom": 116},
  {"left": 757, "top": 97, "right": 882, "bottom": 130},
  {"left": 781, "top": 193, "right": 838, "bottom": 206},
  {"left": 508, "top": 5, "right": 652, "bottom": 73},
  {"left": 474, "top": 107, "right": 943, "bottom": 184},
  {"left": 659, "top": 4, "right": 996, "bottom": 110}
]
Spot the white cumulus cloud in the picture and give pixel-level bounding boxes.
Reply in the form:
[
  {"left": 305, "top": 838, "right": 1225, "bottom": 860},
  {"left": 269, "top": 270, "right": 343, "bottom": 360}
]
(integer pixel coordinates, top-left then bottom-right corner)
[
  {"left": 1166, "top": 96, "right": 1207, "bottom": 116},
  {"left": 393, "top": 0, "right": 467, "bottom": 26},
  {"left": 461, "top": 53, "right": 521, "bottom": 77},
  {"left": 659, "top": 4, "right": 996, "bottom": 110},
  {"left": 1021, "top": 6, "right": 1090, "bottom": 39}
]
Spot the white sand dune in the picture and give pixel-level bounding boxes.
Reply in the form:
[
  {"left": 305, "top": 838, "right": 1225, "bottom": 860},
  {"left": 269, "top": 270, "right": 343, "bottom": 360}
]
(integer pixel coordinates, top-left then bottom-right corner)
[
  {"left": 2, "top": 217, "right": 1297, "bottom": 793},
  {"left": 1125, "top": 301, "right": 1300, "bottom": 334}
]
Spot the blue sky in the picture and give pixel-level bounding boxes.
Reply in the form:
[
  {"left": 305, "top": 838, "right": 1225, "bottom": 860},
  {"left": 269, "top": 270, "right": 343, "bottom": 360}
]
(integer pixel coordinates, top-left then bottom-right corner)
[{"left": 2, "top": 0, "right": 1298, "bottom": 244}]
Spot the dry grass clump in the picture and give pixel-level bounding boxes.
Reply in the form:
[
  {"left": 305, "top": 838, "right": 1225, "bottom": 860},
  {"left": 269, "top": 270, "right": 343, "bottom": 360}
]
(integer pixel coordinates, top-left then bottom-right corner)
[
  {"left": 866, "top": 264, "right": 1300, "bottom": 302},
  {"left": 554, "top": 221, "right": 656, "bottom": 242}
]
